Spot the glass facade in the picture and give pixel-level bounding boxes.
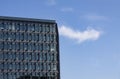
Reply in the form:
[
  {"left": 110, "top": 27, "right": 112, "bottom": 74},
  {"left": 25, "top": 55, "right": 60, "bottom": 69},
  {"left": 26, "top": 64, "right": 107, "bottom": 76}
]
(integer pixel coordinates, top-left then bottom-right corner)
[{"left": 0, "top": 16, "right": 60, "bottom": 79}]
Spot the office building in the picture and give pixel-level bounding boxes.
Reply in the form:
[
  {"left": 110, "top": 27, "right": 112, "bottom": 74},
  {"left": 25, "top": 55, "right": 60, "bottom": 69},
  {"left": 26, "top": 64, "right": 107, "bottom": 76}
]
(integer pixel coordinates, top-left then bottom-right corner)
[{"left": 0, "top": 16, "right": 60, "bottom": 79}]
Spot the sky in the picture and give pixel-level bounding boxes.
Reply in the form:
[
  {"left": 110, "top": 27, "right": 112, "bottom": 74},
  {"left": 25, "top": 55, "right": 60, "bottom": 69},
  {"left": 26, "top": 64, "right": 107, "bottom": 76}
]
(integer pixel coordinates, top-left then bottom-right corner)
[{"left": 0, "top": 0, "right": 120, "bottom": 79}]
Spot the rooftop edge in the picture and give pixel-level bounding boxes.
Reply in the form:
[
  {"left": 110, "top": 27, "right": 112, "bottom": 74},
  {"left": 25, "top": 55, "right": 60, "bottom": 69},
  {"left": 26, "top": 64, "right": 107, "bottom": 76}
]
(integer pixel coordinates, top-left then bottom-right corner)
[{"left": 0, "top": 16, "right": 56, "bottom": 23}]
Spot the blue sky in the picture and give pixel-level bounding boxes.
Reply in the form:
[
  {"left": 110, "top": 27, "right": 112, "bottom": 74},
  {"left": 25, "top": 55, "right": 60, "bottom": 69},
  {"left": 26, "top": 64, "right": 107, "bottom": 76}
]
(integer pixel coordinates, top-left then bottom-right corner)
[{"left": 0, "top": 0, "right": 120, "bottom": 79}]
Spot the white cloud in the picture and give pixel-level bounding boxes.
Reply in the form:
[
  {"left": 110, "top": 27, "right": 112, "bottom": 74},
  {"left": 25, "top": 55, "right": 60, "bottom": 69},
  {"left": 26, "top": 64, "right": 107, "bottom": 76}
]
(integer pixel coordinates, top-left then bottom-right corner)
[
  {"left": 61, "top": 7, "right": 74, "bottom": 12},
  {"left": 59, "top": 25, "right": 101, "bottom": 43},
  {"left": 46, "top": 0, "right": 56, "bottom": 6},
  {"left": 82, "top": 14, "right": 108, "bottom": 21}
]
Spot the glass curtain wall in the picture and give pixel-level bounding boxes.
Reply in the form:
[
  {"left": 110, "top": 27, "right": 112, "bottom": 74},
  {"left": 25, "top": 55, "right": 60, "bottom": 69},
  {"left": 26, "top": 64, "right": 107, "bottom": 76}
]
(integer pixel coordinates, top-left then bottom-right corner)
[{"left": 0, "top": 19, "right": 59, "bottom": 79}]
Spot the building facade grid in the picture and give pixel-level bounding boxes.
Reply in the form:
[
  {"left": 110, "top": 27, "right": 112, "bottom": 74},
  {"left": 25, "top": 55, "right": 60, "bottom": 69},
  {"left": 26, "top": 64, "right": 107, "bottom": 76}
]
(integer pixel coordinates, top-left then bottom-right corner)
[{"left": 0, "top": 16, "right": 60, "bottom": 79}]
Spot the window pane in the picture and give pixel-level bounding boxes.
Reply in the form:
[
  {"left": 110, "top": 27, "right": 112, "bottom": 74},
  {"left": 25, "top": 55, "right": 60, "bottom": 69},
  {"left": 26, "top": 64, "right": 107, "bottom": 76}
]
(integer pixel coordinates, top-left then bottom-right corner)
[
  {"left": 12, "top": 23, "right": 15, "bottom": 31},
  {"left": 16, "top": 32, "right": 20, "bottom": 40},
  {"left": 35, "top": 25, "right": 39, "bottom": 32},
  {"left": 0, "top": 22, "right": 4, "bottom": 30},
  {"left": 15, "top": 24, "right": 20, "bottom": 31}
]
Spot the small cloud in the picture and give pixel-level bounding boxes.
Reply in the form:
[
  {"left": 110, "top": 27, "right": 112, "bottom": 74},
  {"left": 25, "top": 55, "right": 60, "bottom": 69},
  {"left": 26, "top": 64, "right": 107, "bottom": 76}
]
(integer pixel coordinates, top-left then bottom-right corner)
[
  {"left": 82, "top": 14, "right": 108, "bottom": 21},
  {"left": 46, "top": 0, "right": 56, "bottom": 6},
  {"left": 61, "top": 7, "right": 74, "bottom": 12},
  {"left": 59, "top": 25, "right": 102, "bottom": 43}
]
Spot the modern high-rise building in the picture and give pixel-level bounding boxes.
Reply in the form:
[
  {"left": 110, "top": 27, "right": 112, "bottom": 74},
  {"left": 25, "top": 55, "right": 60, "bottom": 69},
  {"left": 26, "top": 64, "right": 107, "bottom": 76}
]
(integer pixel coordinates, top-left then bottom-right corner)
[{"left": 0, "top": 16, "right": 60, "bottom": 79}]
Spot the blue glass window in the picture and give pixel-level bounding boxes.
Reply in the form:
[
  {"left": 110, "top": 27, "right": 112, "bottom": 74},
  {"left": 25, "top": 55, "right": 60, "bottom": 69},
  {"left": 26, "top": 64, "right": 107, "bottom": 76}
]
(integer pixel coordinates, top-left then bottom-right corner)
[
  {"left": 4, "top": 73, "right": 8, "bottom": 79},
  {"left": 35, "top": 25, "right": 39, "bottom": 32},
  {"left": 31, "top": 25, "right": 35, "bottom": 32},
  {"left": 53, "top": 64, "right": 57, "bottom": 71},
  {"left": 28, "top": 62, "right": 32, "bottom": 70},
  {"left": 50, "top": 43, "right": 56, "bottom": 52},
  {"left": 46, "top": 34, "right": 50, "bottom": 42},
  {"left": 42, "top": 53, "right": 47, "bottom": 61},
  {"left": 24, "top": 42, "right": 27, "bottom": 50},
  {"left": 20, "top": 63, "right": 22, "bottom": 70},
  {"left": 4, "top": 52, "right": 8, "bottom": 60},
  {"left": 12, "top": 52, "right": 16, "bottom": 60},
  {"left": 39, "top": 34, "right": 42, "bottom": 41},
  {"left": 19, "top": 33, "right": 24, "bottom": 41},
  {"left": 9, "top": 42, "right": 12, "bottom": 50},
  {"left": 31, "top": 33, "right": 35, "bottom": 41},
  {"left": 8, "top": 33, "right": 15, "bottom": 40},
  {"left": 42, "top": 24, "right": 45, "bottom": 32},
  {"left": 15, "top": 24, "right": 20, "bottom": 31},
  {"left": 12, "top": 42, "right": 16, "bottom": 50},
  {"left": 28, "top": 43, "right": 32, "bottom": 51},
  {"left": 54, "top": 54, "right": 57, "bottom": 61},
  {"left": 19, "top": 24, "right": 25, "bottom": 31},
  {"left": 0, "top": 42, "right": 4, "bottom": 49},
  {"left": 20, "top": 43, "right": 24, "bottom": 50},
  {"left": 43, "top": 63, "right": 46, "bottom": 71},
  {"left": 16, "top": 73, "right": 19, "bottom": 78},
  {"left": 4, "top": 23, "right": 9, "bottom": 30},
  {"left": 0, "top": 22, "right": 4, "bottom": 30},
  {"left": 29, "top": 53, "right": 32, "bottom": 60},
  {"left": 36, "top": 63, "right": 39, "bottom": 70},
  {"left": 46, "top": 44, "right": 50, "bottom": 51},
  {"left": 19, "top": 53, "right": 24, "bottom": 60},
  {"left": 0, "top": 73, "right": 3, "bottom": 79},
  {"left": 16, "top": 62, "right": 19, "bottom": 70},
  {"left": 32, "top": 53, "right": 36, "bottom": 61},
  {"left": 32, "top": 62, "right": 36, "bottom": 70},
  {"left": 27, "top": 24, "right": 30, "bottom": 31},
  {"left": 0, "top": 62, "right": 3, "bottom": 70},
  {"left": 34, "top": 33, "right": 39, "bottom": 41},
  {"left": 51, "top": 54, "right": 54, "bottom": 61},
  {"left": 8, "top": 32, "right": 13, "bottom": 41},
  {"left": 16, "top": 53, "right": 19, "bottom": 60},
  {"left": 9, "top": 63, "right": 12, "bottom": 70},
  {"left": 4, "top": 42, "right": 8, "bottom": 50},
  {"left": 18, "top": 52, "right": 21, "bottom": 60},
  {"left": 0, "top": 32, "right": 3, "bottom": 40},
  {"left": 35, "top": 43, "right": 39, "bottom": 51},
  {"left": 16, "top": 32, "right": 20, "bottom": 40},
  {"left": 8, "top": 52, "right": 12, "bottom": 60},
  {"left": 12, "top": 73, "right": 16, "bottom": 79},
  {"left": 16, "top": 42, "right": 20, "bottom": 50},
  {"left": 48, "top": 63, "right": 51, "bottom": 71},
  {"left": 39, "top": 43, "right": 43, "bottom": 51},
  {"left": 43, "top": 43, "right": 48, "bottom": 51},
  {"left": 53, "top": 34, "right": 56, "bottom": 41},
  {"left": 4, "top": 62, "right": 8, "bottom": 70},
  {"left": 47, "top": 53, "right": 51, "bottom": 61},
  {"left": 24, "top": 25, "right": 27, "bottom": 31},
  {"left": 37, "top": 34, "right": 39, "bottom": 41},
  {"left": 36, "top": 52, "right": 39, "bottom": 61},
  {"left": 23, "top": 33, "right": 28, "bottom": 41},
  {"left": 11, "top": 24, "right": 15, "bottom": 31},
  {"left": 28, "top": 25, "right": 34, "bottom": 32},
  {"left": 24, "top": 52, "right": 28, "bottom": 60},
  {"left": 12, "top": 62, "right": 15, "bottom": 70},
  {"left": 28, "top": 33, "right": 32, "bottom": 41},
  {"left": 50, "top": 25, "right": 53, "bottom": 33},
  {"left": 51, "top": 34, "right": 54, "bottom": 41},
  {"left": 39, "top": 53, "right": 42, "bottom": 61},
  {"left": 40, "top": 63, "right": 43, "bottom": 71},
  {"left": 4, "top": 32, "right": 8, "bottom": 40},
  {"left": 31, "top": 43, "right": 34, "bottom": 51},
  {"left": 43, "top": 34, "right": 46, "bottom": 41},
  {"left": 46, "top": 25, "right": 49, "bottom": 32},
  {"left": 39, "top": 25, "right": 42, "bottom": 32},
  {"left": 52, "top": 25, "right": 56, "bottom": 33},
  {"left": 25, "top": 62, "right": 28, "bottom": 70},
  {"left": 0, "top": 52, "right": 3, "bottom": 60}
]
